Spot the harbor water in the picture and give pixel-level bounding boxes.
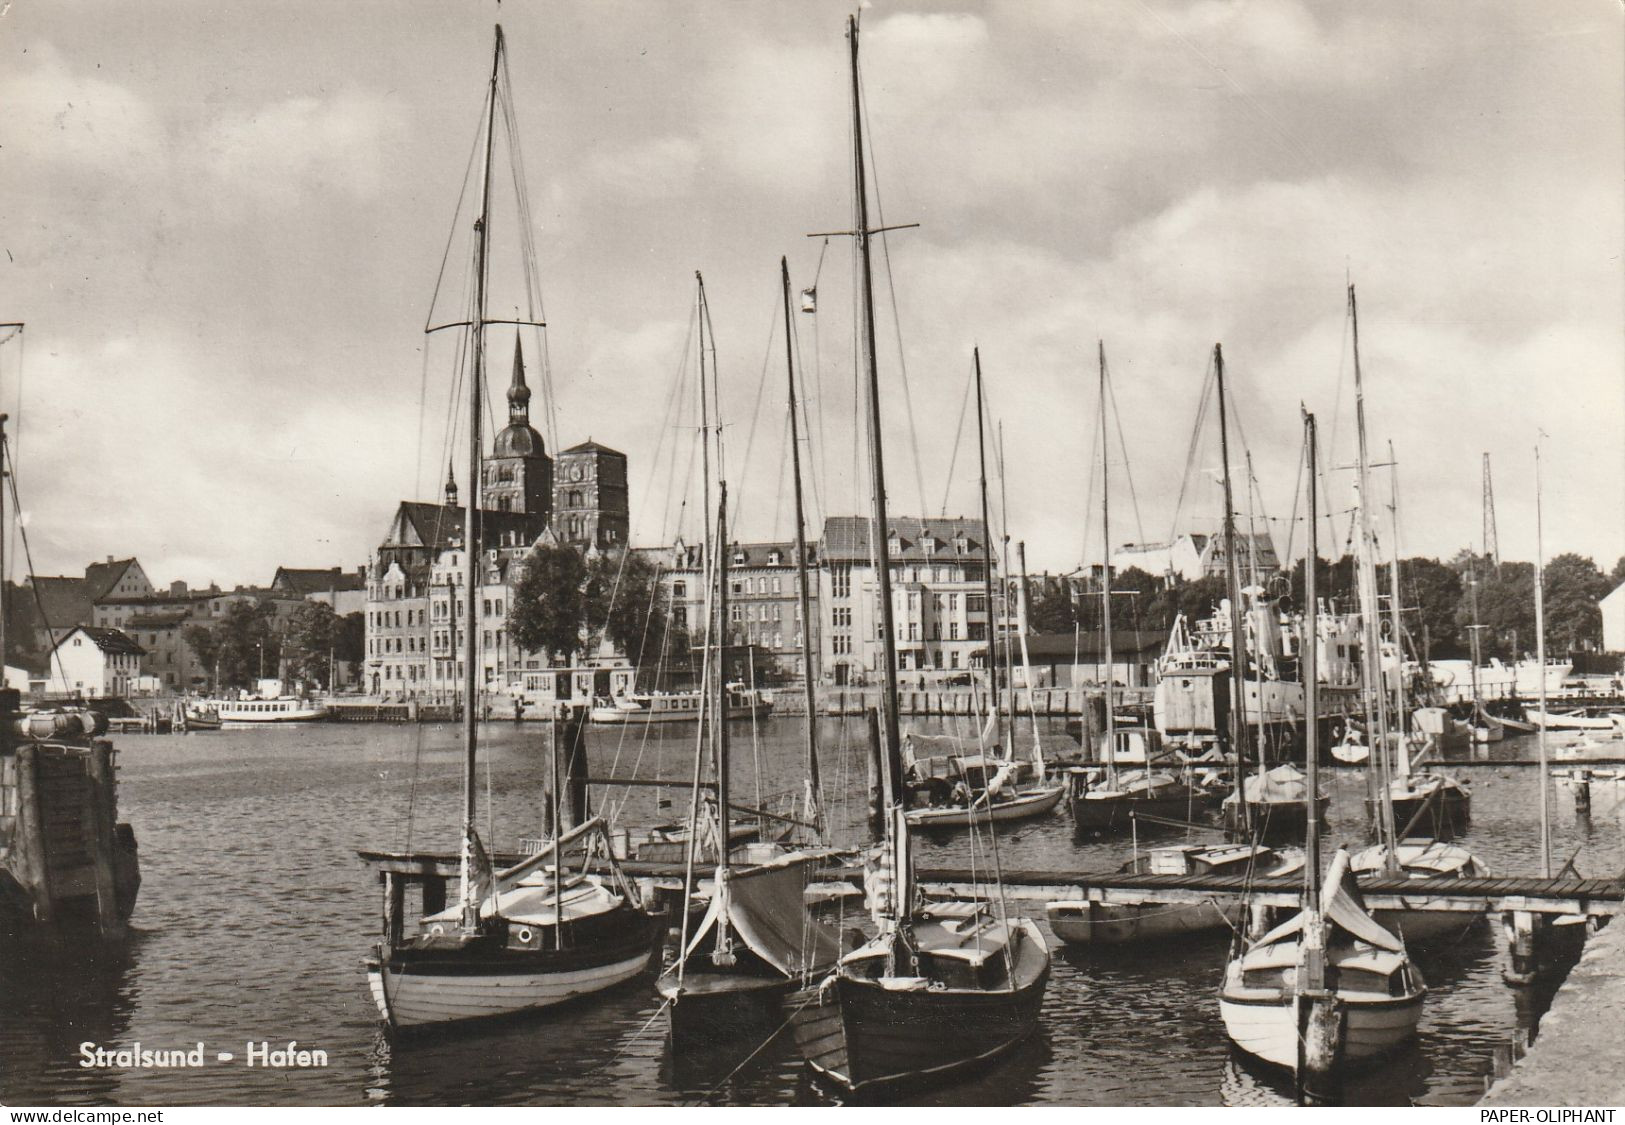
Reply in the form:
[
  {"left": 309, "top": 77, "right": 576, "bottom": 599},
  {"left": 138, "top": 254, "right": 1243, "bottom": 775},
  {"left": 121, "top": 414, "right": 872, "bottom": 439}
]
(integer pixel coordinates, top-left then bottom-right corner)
[{"left": 3, "top": 717, "right": 1621, "bottom": 1106}]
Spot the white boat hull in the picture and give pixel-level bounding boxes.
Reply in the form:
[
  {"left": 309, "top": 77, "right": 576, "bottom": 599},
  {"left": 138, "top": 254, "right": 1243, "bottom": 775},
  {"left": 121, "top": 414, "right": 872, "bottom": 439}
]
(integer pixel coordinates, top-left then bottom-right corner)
[
  {"left": 368, "top": 948, "right": 653, "bottom": 1028},
  {"left": 905, "top": 784, "right": 1063, "bottom": 829},
  {"left": 588, "top": 703, "right": 766, "bottom": 725},
  {"left": 1219, "top": 992, "right": 1424, "bottom": 1069}
]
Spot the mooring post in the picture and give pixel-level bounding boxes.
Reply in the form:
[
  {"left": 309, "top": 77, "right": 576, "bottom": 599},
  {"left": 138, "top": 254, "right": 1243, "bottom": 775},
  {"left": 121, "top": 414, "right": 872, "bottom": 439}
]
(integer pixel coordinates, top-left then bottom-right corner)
[
  {"left": 84, "top": 741, "right": 125, "bottom": 940},
  {"left": 1247, "top": 900, "right": 1272, "bottom": 940},
  {"left": 13, "top": 743, "right": 53, "bottom": 923},
  {"left": 865, "top": 707, "right": 884, "bottom": 837},
  {"left": 1502, "top": 909, "right": 1542, "bottom": 985},
  {"left": 381, "top": 871, "right": 405, "bottom": 952},
  {"left": 1295, "top": 990, "right": 1347, "bottom": 1105},
  {"left": 1574, "top": 769, "right": 1592, "bottom": 816}
]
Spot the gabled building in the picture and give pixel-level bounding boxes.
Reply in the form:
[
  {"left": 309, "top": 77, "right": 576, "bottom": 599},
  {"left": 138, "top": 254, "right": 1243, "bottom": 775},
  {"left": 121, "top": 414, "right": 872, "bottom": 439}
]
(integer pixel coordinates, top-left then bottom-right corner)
[
  {"left": 1602, "top": 582, "right": 1625, "bottom": 654},
  {"left": 271, "top": 566, "right": 368, "bottom": 615},
  {"left": 26, "top": 557, "right": 153, "bottom": 651},
  {"left": 1111, "top": 531, "right": 1280, "bottom": 585},
  {"left": 46, "top": 626, "right": 145, "bottom": 698},
  {"left": 658, "top": 538, "right": 818, "bottom": 681}
]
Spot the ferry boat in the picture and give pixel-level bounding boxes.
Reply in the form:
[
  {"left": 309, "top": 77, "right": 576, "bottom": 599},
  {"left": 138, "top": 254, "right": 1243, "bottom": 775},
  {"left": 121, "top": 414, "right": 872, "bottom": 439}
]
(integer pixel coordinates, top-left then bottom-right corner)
[
  {"left": 588, "top": 685, "right": 770, "bottom": 725},
  {"left": 205, "top": 682, "right": 328, "bottom": 724}
]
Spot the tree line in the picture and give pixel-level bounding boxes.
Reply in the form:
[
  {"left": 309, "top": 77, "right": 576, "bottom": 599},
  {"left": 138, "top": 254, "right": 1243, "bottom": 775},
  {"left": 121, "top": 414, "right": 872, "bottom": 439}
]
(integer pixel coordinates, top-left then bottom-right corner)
[{"left": 1028, "top": 551, "right": 1625, "bottom": 659}]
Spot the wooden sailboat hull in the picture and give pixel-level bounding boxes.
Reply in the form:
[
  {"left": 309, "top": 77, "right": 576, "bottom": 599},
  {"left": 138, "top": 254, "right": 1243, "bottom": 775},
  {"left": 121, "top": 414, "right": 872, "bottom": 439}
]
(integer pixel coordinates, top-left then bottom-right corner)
[
  {"left": 1219, "top": 990, "right": 1425, "bottom": 1069},
  {"left": 658, "top": 970, "right": 791, "bottom": 1048},
  {"left": 791, "top": 960, "right": 1049, "bottom": 1094},
  {"left": 367, "top": 911, "right": 662, "bottom": 1030},
  {"left": 1221, "top": 797, "right": 1329, "bottom": 842},
  {"left": 906, "top": 783, "right": 1063, "bottom": 829},
  {"left": 1047, "top": 897, "right": 1238, "bottom": 945},
  {"left": 1371, "top": 786, "right": 1470, "bottom": 835}
]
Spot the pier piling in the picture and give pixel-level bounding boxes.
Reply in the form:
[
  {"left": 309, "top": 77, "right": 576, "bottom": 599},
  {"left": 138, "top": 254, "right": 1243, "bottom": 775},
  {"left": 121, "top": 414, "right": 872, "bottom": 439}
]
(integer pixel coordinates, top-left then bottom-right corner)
[
  {"left": 1295, "top": 990, "right": 1347, "bottom": 1105},
  {"left": 1501, "top": 909, "right": 1548, "bottom": 985}
]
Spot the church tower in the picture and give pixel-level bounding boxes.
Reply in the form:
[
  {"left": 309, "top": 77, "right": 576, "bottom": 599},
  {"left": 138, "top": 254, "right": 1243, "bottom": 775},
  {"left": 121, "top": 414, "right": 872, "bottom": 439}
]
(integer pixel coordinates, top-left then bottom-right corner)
[{"left": 484, "top": 336, "right": 553, "bottom": 522}]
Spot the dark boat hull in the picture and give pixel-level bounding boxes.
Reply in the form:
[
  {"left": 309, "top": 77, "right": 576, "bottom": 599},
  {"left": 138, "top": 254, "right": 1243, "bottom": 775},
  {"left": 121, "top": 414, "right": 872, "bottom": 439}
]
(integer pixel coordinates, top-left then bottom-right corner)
[
  {"left": 1222, "top": 796, "right": 1329, "bottom": 842},
  {"left": 1371, "top": 787, "right": 1471, "bottom": 838},
  {"left": 659, "top": 969, "right": 791, "bottom": 1049},
  {"left": 1069, "top": 788, "right": 1219, "bottom": 833},
  {"left": 791, "top": 964, "right": 1049, "bottom": 1094}
]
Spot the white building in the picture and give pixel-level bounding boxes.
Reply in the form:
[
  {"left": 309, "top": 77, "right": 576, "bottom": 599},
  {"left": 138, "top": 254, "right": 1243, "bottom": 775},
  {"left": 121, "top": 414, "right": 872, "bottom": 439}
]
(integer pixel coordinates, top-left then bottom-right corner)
[
  {"left": 46, "top": 626, "right": 145, "bottom": 698},
  {"left": 1602, "top": 582, "right": 1625, "bottom": 654},
  {"left": 1111, "top": 531, "right": 1280, "bottom": 585}
]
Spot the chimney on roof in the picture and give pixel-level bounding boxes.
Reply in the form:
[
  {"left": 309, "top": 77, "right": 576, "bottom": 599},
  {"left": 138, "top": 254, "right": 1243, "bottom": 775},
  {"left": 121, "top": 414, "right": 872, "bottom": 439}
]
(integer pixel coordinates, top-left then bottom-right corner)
[{"left": 106, "top": 555, "right": 114, "bottom": 564}]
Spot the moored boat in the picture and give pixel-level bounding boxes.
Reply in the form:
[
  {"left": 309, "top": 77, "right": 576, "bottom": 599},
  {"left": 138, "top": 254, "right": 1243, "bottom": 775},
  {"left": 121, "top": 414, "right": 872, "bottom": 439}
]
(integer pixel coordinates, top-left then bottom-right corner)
[
  {"left": 588, "top": 685, "right": 770, "bottom": 725},
  {"left": 1350, "top": 837, "right": 1490, "bottom": 942},
  {"left": 1220, "top": 762, "right": 1328, "bottom": 841}
]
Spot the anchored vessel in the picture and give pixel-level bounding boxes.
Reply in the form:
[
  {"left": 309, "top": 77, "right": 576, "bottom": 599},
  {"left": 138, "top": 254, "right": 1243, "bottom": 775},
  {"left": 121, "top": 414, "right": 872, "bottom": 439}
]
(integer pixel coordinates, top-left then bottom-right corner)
[
  {"left": 364, "top": 25, "right": 660, "bottom": 1032},
  {"left": 789, "top": 15, "right": 1049, "bottom": 1095}
]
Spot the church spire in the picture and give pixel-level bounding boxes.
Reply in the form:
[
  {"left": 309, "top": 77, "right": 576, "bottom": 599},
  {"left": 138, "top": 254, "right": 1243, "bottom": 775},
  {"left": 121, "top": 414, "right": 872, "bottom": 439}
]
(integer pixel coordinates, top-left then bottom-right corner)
[
  {"left": 444, "top": 459, "right": 458, "bottom": 506},
  {"left": 508, "top": 335, "right": 532, "bottom": 425}
]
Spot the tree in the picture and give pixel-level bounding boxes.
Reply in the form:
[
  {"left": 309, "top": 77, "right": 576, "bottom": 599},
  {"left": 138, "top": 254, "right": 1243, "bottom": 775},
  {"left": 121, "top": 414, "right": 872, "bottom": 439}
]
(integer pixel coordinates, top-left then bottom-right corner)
[
  {"left": 282, "top": 600, "right": 338, "bottom": 689},
  {"left": 1542, "top": 553, "right": 1609, "bottom": 652},
  {"left": 1471, "top": 562, "right": 1536, "bottom": 659},
  {"left": 1026, "top": 584, "right": 1077, "bottom": 633},
  {"left": 1389, "top": 556, "right": 1463, "bottom": 659},
  {"left": 1612, "top": 556, "right": 1625, "bottom": 586},
  {"left": 507, "top": 543, "right": 588, "bottom": 662},
  {"left": 335, "top": 611, "right": 366, "bottom": 667},
  {"left": 583, "top": 549, "right": 680, "bottom": 668},
  {"left": 190, "top": 599, "right": 282, "bottom": 689}
]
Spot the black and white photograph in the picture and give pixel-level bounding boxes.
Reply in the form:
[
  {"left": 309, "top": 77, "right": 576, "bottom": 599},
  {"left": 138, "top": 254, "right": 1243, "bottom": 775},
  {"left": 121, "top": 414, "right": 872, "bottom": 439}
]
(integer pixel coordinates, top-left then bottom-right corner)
[{"left": 1, "top": 0, "right": 1622, "bottom": 1112}]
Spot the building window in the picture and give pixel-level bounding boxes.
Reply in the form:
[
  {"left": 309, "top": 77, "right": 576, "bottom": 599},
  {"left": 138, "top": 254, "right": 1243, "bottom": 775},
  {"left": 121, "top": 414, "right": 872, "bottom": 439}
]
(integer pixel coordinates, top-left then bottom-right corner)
[
  {"left": 951, "top": 622, "right": 961, "bottom": 640},
  {"left": 832, "top": 564, "right": 852, "bottom": 599},
  {"left": 673, "top": 581, "right": 686, "bottom": 599}
]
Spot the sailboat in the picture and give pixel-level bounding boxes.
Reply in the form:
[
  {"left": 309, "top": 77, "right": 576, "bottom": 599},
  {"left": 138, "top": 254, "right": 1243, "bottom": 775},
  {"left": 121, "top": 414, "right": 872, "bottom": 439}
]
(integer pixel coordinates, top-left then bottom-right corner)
[
  {"left": 365, "top": 26, "right": 661, "bottom": 1032},
  {"left": 1072, "top": 342, "right": 1219, "bottom": 834},
  {"left": 1220, "top": 410, "right": 1425, "bottom": 1097},
  {"left": 789, "top": 16, "right": 1049, "bottom": 1095},
  {"left": 655, "top": 262, "right": 844, "bottom": 1051},
  {"left": 902, "top": 349, "right": 1063, "bottom": 831},
  {"left": 0, "top": 339, "right": 141, "bottom": 942}
]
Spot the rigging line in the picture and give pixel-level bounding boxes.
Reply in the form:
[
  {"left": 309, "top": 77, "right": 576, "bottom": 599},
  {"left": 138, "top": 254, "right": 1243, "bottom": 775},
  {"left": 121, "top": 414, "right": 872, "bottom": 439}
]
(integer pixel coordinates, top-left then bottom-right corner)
[
  {"left": 501, "top": 72, "right": 562, "bottom": 455},
  {"left": 772, "top": 410, "right": 791, "bottom": 543},
  {"left": 728, "top": 297, "right": 783, "bottom": 540},
  {"left": 861, "top": 89, "right": 928, "bottom": 521},
  {"left": 939, "top": 357, "right": 976, "bottom": 519},
  {"left": 422, "top": 87, "right": 489, "bottom": 335},
  {"left": 1105, "top": 361, "right": 1146, "bottom": 546},
  {"left": 4, "top": 442, "right": 67, "bottom": 688},
  {"left": 1168, "top": 353, "right": 1218, "bottom": 544}
]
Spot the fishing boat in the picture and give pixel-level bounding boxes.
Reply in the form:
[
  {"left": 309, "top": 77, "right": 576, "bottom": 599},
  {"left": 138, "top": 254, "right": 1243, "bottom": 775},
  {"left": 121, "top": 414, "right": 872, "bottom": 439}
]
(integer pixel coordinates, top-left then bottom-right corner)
[
  {"left": 587, "top": 685, "right": 770, "bottom": 725},
  {"left": 1047, "top": 842, "right": 1303, "bottom": 946},
  {"left": 657, "top": 264, "right": 844, "bottom": 1053},
  {"left": 1219, "top": 407, "right": 1425, "bottom": 1099},
  {"left": 790, "top": 17, "right": 1049, "bottom": 1093},
  {"left": 181, "top": 702, "right": 222, "bottom": 731},
  {"left": 365, "top": 25, "right": 661, "bottom": 1032}
]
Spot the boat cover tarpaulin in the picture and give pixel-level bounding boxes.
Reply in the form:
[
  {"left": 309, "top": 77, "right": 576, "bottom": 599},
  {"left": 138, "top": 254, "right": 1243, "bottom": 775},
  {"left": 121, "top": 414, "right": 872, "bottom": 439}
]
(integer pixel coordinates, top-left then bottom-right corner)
[
  {"left": 1251, "top": 848, "right": 1404, "bottom": 954},
  {"left": 684, "top": 851, "right": 842, "bottom": 976},
  {"left": 1243, "top": 762, "right": 1318, "bottom": 802}
]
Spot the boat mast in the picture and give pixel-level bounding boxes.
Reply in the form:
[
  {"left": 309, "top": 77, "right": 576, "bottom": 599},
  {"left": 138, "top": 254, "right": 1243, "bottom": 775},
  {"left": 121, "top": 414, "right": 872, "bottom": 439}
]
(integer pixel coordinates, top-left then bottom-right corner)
[
  {"left": 1098, "top": 342, "right": 1116, "bottom": 780},
  {"left": 1214, "top": 345, "right": 1250, "bottom": 833},
  {"left": 460, "top": 25, "right": 502, "bottom": 930},
  {"left": 1386, "top": 442, "right": 1407, "bottom": 753},
  {"left": 1303, "top": 410, "right": 1322, "bottom": 903},
  {"left": 847, "top": 17, "right": 910, "bottom": 955},
  {"left": 998, "top": 422, "right": 1015, "bottom": 759},
  {"left": 781, "top": 257, "right": 823, "bottom": 834},
  {"left": 712, "top": 482, "right": 734, "bottom": 962},
  {"left": 974, "top": 349, "right": 999, "bottom": 752},
  {"left": 1534, "top": 442, "right": 1551, "bottom": 877},
  {"left": 1348, "top": 286, "right": 1398, "bottom": 865}
]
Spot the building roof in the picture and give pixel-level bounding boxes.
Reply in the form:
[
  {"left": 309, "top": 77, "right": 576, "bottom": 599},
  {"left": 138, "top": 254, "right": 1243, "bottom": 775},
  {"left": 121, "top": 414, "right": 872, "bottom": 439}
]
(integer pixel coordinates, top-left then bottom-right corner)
[
  {"left": 383, "top": 501, "right": 543, "bottom": 555},
  {"left": 819, "top": 516, "right": 993, "bottom": 564},
  {"left": 31, "top": 575, "right": 96, "bottom": 630},
  {"left": 55, "top": 625, "right": 145, "bottom": 657},
  {"left": 1024, "top": 629, "right": 1166, "bottom": 660},
  {"left": 724, "top": 540, "right": 816, "bottom": 568},
  {"left": 127, "top": 610, "right": 191, "bottom": 629},
  {"left": 84, "top": 558, "right": 140, "bottom": 600},
  {"left": 272, "top": 566, "right": 366, "bottom": 596},
  {"left": 559, "top": 440, "right": 624, "bottom": 457}
]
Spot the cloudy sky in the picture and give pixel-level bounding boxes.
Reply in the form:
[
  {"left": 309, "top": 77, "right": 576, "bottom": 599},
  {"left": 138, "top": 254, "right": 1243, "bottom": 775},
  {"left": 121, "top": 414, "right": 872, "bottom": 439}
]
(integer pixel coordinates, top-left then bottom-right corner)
[{"left": 2, "top": 0, "right": 1620, "bottom": 588}]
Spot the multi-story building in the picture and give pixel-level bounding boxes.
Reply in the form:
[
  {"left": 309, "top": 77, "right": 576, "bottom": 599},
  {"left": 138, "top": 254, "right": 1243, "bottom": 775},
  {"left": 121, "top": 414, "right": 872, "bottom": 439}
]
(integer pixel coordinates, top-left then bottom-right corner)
[
  {"left": 658, "top": 538, "right": 818, "bottom": 682},
  {"left": 45, "top": 626, "right": 144, "bottom": 698},
  {"left": 551, "top": 441, "right": 629, "bottom": 551},
  {"left": 817, "top": 516, "right": 995, "bottom": 685},
  {"left": 271, "top": 566, "right": 368, "bottom": 616},
  {"left": 27, "top": 557, "right": 153, "bottom": 652}
]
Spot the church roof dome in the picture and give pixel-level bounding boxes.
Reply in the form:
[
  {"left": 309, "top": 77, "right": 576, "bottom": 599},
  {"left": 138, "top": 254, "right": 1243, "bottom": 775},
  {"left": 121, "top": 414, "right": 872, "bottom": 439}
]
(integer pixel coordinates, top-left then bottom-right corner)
[{"left": 493, "top": 423, "right": 546, "bottom": 459}]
